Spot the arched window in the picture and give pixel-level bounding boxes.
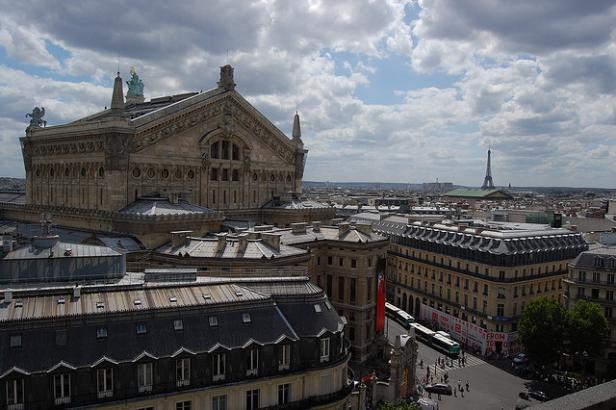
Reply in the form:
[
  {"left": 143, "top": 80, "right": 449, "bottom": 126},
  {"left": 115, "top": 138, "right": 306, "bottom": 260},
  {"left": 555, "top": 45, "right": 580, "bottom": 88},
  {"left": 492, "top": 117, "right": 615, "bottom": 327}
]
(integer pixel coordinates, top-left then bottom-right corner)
[
  {"left": 65, "top": 168, "right": 70, "bottom": 177},
  {"left": 232, "top": 144, "right": 240, "bottom": 161},
  {"left": 187, "top": 170, "right": 195, "bottom": 179},
  {"left": 211, "top": 168, "right": 219, "bottom": 181},
  {"left": 286, "top": 174, "right": 291, "bottom": 184},
  {"left": 253, "top": 173, "right": 258, "bottom": 181},
  {"left": 98, "top": 167, "right": 105, "bottom": 178},
  {"left": 49, "top": 168, "right": 54, "bottom": 178},
  {"left": 132, "top": 168, "right": 141, "bottom": 178},
  {"left": 222, "top": 141, "right": 229, "bottom": 160},
  {"left": 80, "top": 167, "right": 86, "bottom": 177},
  {"left": 161, "top": 169, "right": 169, "bottom": 179}
]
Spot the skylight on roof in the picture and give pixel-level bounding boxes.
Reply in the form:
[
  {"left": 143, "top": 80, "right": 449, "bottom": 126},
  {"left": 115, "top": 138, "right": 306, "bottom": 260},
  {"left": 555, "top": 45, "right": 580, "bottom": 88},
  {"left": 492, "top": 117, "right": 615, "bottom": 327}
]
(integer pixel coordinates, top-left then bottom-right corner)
[
  {"left": 242, "top": 313, "right": 251, "bottom": 324},
  {"left": 169, "top": 296, "right": 177, "bottom": 303},
  {"left": 209, "top": 316, "right": 218, "bottom": 327},
  {"left": 203, "top": 293, "right": 212, "bottom": 301},
  {"left": 174, "top": 319, "right": 184, "bottom": 331},
  {"left": 235, "top": 290, "right": 244, "bottom": 297},
  {"left": 314, "top": 304, "right": 322, "bottom": 313},
  {"left": 134, "top": 299, "right": 142, "bottom": 306}
]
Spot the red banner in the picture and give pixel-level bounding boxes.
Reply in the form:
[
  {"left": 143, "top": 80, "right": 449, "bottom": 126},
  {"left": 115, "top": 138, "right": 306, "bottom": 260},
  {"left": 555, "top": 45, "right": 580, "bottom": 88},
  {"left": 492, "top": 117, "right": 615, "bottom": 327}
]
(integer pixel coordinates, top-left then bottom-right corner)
[{"left": 375, "top": 271, "right": 385, "bottom": 334}]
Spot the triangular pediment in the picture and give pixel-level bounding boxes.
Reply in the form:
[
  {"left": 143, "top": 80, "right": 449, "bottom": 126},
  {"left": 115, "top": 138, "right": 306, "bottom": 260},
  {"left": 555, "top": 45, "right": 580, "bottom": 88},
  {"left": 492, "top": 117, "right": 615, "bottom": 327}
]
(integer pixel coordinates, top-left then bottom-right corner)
[{"left": 131, "top": 91, "right": 298, "bottom": 165}]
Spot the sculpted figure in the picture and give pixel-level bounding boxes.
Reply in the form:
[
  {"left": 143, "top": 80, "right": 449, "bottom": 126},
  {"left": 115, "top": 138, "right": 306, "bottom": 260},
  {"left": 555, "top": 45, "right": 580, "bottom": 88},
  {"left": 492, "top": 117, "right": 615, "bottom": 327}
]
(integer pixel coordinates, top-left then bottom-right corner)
[{"left": 26, "top": 107, "right": 46, "bottom": 130}]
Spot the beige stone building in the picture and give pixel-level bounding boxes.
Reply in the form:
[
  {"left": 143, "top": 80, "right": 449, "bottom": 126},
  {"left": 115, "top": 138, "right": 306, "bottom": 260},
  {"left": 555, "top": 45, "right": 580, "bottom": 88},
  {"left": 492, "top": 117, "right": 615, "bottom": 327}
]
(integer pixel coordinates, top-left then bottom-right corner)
[
  {"left": 6, "top": 65, "right": 335, "bottom": 246},
  {"left": 271, "top": 222, "right": 389, "bottom": 363},
  {"left": 564, "top": 246, "right": 616, "bottom": 374},
  {"left": 375, "top": 219, "right": 587, "bottom": 355}
]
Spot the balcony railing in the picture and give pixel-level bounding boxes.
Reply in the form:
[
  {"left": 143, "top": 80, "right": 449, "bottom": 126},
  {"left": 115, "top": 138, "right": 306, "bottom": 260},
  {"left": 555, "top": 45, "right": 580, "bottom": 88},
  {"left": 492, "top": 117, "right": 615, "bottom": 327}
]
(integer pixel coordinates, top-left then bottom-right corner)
[
  {"left": 261, "top": 369, "right": 355, "bottom": 410},
  {"left": 176, "top": 379, "right": 190, "bottom": 387},
  {"left": 54, "top": 397, "right": 71, "bottom": 405},
  {"left": 97, "top": 390, "right": 113, "bottom": 399}
]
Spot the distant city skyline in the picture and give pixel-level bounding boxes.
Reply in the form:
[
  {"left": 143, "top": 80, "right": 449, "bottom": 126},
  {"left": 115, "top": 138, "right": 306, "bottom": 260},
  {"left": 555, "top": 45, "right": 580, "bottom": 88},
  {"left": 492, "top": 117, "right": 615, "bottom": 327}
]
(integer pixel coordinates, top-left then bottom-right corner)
[{"left": 1, "top": 1, "right": 615, "bottom": 187}]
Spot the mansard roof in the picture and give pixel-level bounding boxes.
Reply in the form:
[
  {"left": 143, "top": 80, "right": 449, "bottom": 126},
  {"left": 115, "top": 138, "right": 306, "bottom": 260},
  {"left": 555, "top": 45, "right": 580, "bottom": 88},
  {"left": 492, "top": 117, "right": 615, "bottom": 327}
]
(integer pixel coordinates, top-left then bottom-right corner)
[
  {"left": 379, "top": 220, "right": 588, "bottom": 256},
  {"left": 0, "top": 276, "right": 344, "bottom": 375}
]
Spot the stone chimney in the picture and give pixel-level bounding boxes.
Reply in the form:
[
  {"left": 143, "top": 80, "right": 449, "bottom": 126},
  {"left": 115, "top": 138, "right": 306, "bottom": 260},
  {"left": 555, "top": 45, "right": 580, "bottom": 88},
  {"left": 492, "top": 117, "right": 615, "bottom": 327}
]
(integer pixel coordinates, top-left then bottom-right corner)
[
  {"left": 261, "top": 232, "right": 281, "bottom": 252},
  {"left": 356, "top": 223, "right": 373, "bottom": 235},
  {"left": 171, "top": 230, "right": 192, "bottom": 248},
  {"left": 338, "top": 222, "right": 350, "bottom": 238},
  {"left": 216, "top": 233, "right": 227, "bottom": 252},
  {"left": 291, "top": 222, "right": 307, "bottom": 234},
  {"left": 237, "top": 233, "right": 248, "bottom": 253},
  {"left": 312, "top": 221, "right": 321, "bottom": 232}
]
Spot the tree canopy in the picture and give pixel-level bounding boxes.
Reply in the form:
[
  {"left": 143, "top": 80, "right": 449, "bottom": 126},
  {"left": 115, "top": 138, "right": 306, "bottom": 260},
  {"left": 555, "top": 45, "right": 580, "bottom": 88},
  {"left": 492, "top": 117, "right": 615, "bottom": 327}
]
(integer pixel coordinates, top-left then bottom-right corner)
[
  {"left": 567, "top": 299, "right": 609, "bottom": 357},
  {"left": 518, "top": 297, "right": 609, "bottom": 365},
  {"left": 518, "top": 297, "right": 568, "bottom": 365}
]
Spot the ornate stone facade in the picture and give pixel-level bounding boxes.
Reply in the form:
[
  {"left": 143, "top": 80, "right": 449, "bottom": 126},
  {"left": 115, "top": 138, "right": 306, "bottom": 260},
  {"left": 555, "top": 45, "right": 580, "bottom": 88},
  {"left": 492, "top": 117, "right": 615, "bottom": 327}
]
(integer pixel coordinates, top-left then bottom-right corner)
[{"left": 20, "top": 65, "right": 307, "bottom": 213}]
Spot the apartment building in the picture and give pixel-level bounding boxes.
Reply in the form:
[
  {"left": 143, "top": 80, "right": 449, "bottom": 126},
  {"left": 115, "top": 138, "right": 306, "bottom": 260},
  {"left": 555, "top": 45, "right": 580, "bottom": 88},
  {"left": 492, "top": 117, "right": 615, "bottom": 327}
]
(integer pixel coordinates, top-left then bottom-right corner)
[
  {"left": 565, "top": 246, "right": 616, "bottom": 374},
  {"left": 377, "top": 220, "right": 587, "bottom": 355}
]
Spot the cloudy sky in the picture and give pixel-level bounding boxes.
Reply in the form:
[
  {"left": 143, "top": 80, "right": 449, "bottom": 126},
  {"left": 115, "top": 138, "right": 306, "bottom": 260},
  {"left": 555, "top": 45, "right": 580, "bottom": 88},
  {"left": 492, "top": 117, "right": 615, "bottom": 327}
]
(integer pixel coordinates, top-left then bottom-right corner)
[{"left": 1, "top": 0, "right": 615, "bottom": 187}]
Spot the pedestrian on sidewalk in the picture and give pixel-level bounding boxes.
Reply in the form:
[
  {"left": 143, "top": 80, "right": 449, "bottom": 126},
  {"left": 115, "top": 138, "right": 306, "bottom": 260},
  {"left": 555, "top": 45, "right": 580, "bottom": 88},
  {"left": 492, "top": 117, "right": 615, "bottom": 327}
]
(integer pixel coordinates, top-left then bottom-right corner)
[
  {"left": 466, "top": 380, "right": 470, "bottom": 391},
  {"left": 454, "top": 388, "right": 457, "bottom": 398}
]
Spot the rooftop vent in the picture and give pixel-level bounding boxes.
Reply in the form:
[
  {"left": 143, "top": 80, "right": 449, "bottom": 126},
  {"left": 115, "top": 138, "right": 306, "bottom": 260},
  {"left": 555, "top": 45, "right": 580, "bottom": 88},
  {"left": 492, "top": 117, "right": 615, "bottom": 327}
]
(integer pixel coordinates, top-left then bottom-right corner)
[
  {"left": 3, "top": 289, "right": 12, "bottom": 303},
  {"left": 202, "top": 293, "right": 212, "bottom": 301},
  {"left": 134, "top": 299, "right": 142, "bottom": 306},
  {"left": 169, "top": 296, "right": 177, "bottom": 303},
  {"left": 291, "top": 222, "right": 307, "bottom": 234},
  {"left": 64, "top": 248, "right": 72, "bottom": 256}
]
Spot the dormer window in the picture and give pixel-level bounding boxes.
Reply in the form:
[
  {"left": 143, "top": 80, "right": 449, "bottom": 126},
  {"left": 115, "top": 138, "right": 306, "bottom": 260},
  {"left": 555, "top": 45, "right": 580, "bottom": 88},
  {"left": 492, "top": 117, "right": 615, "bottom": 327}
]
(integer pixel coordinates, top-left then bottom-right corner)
[
  {"left": 96, "top": 327, "right": 108, "bottom": 339},
  {"left": 5, "top": 378, "right": 24, "bottom": 408},
  {"left": 242, "top": 313, "right": 251, "bottom": 324},
  {"left": 319, "top": 338, "right": 330, "bottom": 362},
  {"left": 136, "top": 323, "right": 147, "bottom": 335},
  {"left": 278, "top": 344, "right": 290, "bottom": 371},
  {"left": 209, "top": 316, "right": 218, "bottom": 327},
  {"left": 174, "top": 320, "right": 184, "bottom": 332},
  {"left": 53, "top": 373, "right": 71, "bottom": 405},
  {"left": 314, "top": 304, "right": 322, "bottom": 313},
  {"left": 246, "top": 348, "right": 259, "bottom": 376}
]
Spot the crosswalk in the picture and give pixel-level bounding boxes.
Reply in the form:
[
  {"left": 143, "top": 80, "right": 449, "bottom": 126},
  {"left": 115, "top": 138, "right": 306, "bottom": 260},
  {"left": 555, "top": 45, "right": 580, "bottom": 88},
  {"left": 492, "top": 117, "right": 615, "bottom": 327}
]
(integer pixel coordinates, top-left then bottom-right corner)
[{"left": 419, "top": 355, "right": 486, "bottom": 384}]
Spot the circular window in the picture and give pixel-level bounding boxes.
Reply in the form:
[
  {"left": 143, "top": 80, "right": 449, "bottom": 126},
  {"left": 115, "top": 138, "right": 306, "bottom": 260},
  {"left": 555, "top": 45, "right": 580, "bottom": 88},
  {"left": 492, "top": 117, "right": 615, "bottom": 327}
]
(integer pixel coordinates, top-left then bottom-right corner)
[
  {"left": 187, "top": 170, "right": 195, "bottom": 179},
  {"left": 132, "top": 168, "right": 141, "bottom": 178},
  {"left": 161, "top": 169, "right": 169, "bottom": 179},
  {"left": 80, "top": 168, "right": 86, "bottom": 177},
  {"left": 147, "top": 168, "right": 155, "bottom": 178},
  {"left": 98, "top": 167, "right": 105, "bottom": 178},
  {"left": 175, "top": 169, "right": 182, "bottom": 179}
]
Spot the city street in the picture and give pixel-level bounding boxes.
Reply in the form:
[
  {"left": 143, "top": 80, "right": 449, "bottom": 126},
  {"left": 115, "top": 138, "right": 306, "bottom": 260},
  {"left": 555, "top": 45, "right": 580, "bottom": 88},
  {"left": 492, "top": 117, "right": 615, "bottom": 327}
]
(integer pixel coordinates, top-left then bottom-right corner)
[{"left": 386, "top": 318, "right": 542, "bottom": 410}]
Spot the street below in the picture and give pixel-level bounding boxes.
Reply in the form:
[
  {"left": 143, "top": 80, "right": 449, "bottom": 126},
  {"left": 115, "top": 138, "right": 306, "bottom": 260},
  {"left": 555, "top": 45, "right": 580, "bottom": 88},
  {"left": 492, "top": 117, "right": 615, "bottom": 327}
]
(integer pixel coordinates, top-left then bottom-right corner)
[{"left": 386, "top": 317, "right": 543, "bottom": 409}]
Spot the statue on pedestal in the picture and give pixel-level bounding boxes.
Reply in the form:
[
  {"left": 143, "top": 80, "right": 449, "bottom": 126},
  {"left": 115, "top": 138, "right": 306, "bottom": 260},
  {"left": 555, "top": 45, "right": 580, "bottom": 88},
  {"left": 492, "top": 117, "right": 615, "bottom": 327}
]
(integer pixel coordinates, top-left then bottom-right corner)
[
  {"left": 26, "top": 107, "right": 46, "bottom": 131},
  {"left": 126, "top": 67, "right": 145, "bottom": 103}
]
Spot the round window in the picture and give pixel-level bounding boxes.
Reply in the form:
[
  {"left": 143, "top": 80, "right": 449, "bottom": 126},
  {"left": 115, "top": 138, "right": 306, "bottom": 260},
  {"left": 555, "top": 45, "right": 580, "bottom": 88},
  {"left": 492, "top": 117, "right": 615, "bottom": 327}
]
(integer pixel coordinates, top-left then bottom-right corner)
[
  {"left": 162, "top": 169, "right": 169, "bottom": 179},
  {"left": 187, "top": 170, "right": 195, "bottom": 179},
  {"left": 175, "top": 169, "right": 182, "bottom": 179},
  {"left": 132, "top": 168, "right": 141, "bottom": 178},
  {"left": 147, "top": 168, "right": 155, "bottom": 178}
]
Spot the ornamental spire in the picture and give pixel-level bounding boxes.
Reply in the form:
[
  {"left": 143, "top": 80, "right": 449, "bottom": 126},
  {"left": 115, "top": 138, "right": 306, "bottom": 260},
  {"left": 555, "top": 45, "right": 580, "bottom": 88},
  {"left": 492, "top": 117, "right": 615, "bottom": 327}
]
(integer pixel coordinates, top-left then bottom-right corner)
[
  {"left": 292, "top": 111, "right": 303, "bottom": 144},
  {"left": 110, "top": 72, "right": 124, "bottom": 111}
]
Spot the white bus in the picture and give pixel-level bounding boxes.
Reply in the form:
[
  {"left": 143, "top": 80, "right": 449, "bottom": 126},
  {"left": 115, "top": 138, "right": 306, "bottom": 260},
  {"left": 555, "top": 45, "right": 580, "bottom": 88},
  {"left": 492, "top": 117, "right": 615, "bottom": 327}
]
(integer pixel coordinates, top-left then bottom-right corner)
[
  {"left": 410, "top": 322, "right": 435, "bottom": 343},
  {"left": 431, "top": 333, "right": 460, "bottom": 357},
  {"left": 386, "top": 302, "right": 415, "bottom": 329}
]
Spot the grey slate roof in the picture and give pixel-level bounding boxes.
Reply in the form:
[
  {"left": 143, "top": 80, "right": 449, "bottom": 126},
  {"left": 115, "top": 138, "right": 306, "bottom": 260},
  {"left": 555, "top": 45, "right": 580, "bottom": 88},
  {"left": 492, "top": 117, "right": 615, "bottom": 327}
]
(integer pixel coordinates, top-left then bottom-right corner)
[
  {"left": 376, "top": 220, "right": 587, "bottom": 255},
  {"left": 262, "top": 197, "right": 331, "bottom": 209},
  {"left": 0, "top": 276, "right": 343, "bottom": 375},
  {"left": 3, "top": 241, "right": 120, "bottom": 260},
  {"left": 119, "top": 197, "right": 217, "bottom": 216},
  {"left": 156, "top": 237, "right": 306, "bottom": 259},
  {"left": 527, "top": 378, "right": 616, "bottom": 410},
  {"left": 273, "top": 225, "right": 387, "bottom": 246},
  {"left": 570, "top": 245, "right": 616, "bottom": 269}
]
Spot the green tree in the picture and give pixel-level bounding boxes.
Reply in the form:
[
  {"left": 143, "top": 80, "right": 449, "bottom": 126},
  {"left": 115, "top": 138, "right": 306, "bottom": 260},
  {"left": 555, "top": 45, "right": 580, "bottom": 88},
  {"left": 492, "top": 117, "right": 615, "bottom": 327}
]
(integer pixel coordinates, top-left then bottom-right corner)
[
  {"left": 567, "top": 299, "right": 609, "bottom": 357},
  {"left": 518, "top": 297, "right": 568, "bottom": 365},
  {"left": 377, "top": 402, "right": 421, "bottom": 410}
]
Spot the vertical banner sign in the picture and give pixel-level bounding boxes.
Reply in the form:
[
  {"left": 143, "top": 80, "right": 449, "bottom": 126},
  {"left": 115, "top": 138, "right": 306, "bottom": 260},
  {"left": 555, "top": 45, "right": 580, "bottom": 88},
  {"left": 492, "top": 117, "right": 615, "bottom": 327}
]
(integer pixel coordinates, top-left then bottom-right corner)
[{"left": 375, "top": 271, "right": 386, "bottom": 334}]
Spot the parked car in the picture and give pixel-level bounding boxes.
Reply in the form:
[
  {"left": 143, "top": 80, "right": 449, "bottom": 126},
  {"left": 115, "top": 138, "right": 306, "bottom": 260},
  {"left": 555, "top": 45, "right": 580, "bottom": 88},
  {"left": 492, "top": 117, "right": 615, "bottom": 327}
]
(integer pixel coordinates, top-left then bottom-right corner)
[
  {"left": 425, "top": 383, "right": 453, "bottom": 395},
  {"left": 513, "top": 353, "right": 529, "bottom": 365},
  {"left": 529, "top": 390, "right": 548, "bottom": 401}
]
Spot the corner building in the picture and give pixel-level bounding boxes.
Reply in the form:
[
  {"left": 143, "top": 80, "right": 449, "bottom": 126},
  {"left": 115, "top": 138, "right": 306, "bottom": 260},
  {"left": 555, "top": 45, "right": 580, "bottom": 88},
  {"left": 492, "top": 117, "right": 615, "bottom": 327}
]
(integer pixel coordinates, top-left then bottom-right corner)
[
  {"left": 272, "top": 222, "right": 389, "bottom": 363},
  {"left": 377, "top": 220, "right": 587, "bottom": 355},
  {"left": 565, "top": 246, "right": 616, "bottom": 375},
  {"left": 0, "top": 276, "right": 352, "bottom": 409}
]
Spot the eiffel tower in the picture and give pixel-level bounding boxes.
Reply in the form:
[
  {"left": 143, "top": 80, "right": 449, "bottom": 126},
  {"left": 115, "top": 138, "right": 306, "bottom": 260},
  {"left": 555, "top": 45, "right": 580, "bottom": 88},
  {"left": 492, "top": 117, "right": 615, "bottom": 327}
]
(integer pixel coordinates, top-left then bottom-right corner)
[{"left": 481, "top": 149, "right": 495, "bottom": 189}]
